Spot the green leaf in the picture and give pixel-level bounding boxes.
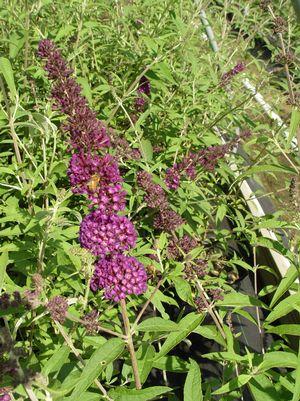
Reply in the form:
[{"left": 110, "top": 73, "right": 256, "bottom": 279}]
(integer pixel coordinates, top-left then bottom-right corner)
[
  {"left": 136, "top": 343, "right": 156, "bottom": 384},
  {"left": 42, "top": 344, "right": 70, "bottom": 376},
  {"left": 108, "top": 386, "right": 172, "bottom": 401},
  {"left": 270, "top": 264, "right": 298, "bottom": 307},
  {"left": 238, "top": 164, "right": 297, "bottom": 180},
  {"left": 212, "top": 374, "right": 252, "bottom": 395},
  {"left": 292, "top": 342, "right": 300, "bottom": 401},
  {"left": 173, "top": 277, "right": 193, "bottom": 303},
  {"left": 193, "top": 325, "right": 226, "bottom": 347},
  {"left": 154, "top": 61, "right": 175, "bottom": 84},
  {"left": 140, "top": 139, "right": 153, "bottom": 161},
  {"left": 0, "top": 252, "right": 9, "bottom": 292},
  {"left": 217, "top": 292, "right": 267, "bottom": 308},
  {"left": 9, "top": 33, "right": 25, "bottom": 59},
  {"left": 67, "top": 338, "right": 124, "bottom": 401},
  {"left": 266, "top": 324, "right": 300, "bottom": 336},
  {"left": 0, "top": 57, "right": 17, "bottom": 98},
  {"left": 137, "top": 317, "right": 179, "bottom": 332},
  {"left": 248, "top": 374, "right": 282, "bottom": 401},
  {"left": 216, "top": 204, "right": 227, "bottom": 224},
  {"left": 77, "top": 77, "right": 93, "bottom": 106},
  {"left": 184, "top": 359, "right": 203, "bottom": 401},
  {"left": 266, "top": 293, "right": 300, "bottom": 324},
  {"left": 254, "top": 237, "right": 294, "bottom": 262},
  {"left": 55, "top": 25, "right": 75, "bottom": 41},
  {"left": 291, "top": 0, "right": 300, "bottom": 22},
  {"left": 153, "top": 356, "right": 190, "bottom": 373},
  {"left": 155, "top": 313, "right": 203, "bottom": 359},
  {"left": 257, "top": 351, "right": 298, "bottom": 372},
  {"left": 287, "top": 108, "right": 300, "bottom": 147}
]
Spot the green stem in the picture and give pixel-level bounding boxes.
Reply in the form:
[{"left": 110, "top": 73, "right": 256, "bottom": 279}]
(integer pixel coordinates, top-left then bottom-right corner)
[
  {"left": 131, "top": 277, "right": 165, "bottom": 332},
  {"left": 55, "top": 321, "right": 114, "bottom": 401},
  {"left": 0, "top": 76, "right": 26, "bottom": 184},
  {"left": 120, "top": 299, "right": 142, "bottom": 389}
]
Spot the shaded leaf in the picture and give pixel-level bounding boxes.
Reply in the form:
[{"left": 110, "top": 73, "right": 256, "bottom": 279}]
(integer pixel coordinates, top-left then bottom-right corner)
[
  {"left": 184, "top": 359, "right": 202, "bottom": 401},
  {"left": 67, "top": 338, "right": 124, "bottom": 401}
]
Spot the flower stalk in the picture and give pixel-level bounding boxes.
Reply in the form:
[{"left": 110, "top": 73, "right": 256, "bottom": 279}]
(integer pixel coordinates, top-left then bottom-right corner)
[{"left": 120, "top": 299, "right": 142, "bottom": 390}]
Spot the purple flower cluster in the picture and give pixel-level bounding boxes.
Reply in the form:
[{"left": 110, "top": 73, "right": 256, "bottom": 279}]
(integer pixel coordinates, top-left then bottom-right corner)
[
  {"left": 138, "top": 76, "right": 151, "bottom": 96},
  {"left": 185, "top": 259, "right": 208, "bottom": 280},
  {"left": 38, "top": 40, "right": 110, "bottom": 151},
  {"left": 221, "top": 62, "right": 246, "bottom": 86},
  {"left": 82, "top": 310, "right": 100, "bottom": 334},
  {"left": 47, "top": 296, "right": 68, "bottom": 323},
  {"left": 167, "top": 234, "right": 198, "bottom": 260},
  {"left": 0, "top": 393, "right": 11, "bottom": 401},
  {"left": 110, "top": 129, "right": 141, "bottom": 161},
  {"left": 165, "top": 130, "right": 251, "bottom": 190},
  {"left": 67, "top": 152, "right": 126, "bottom": 212},
  {"left": 137, "top": 171, "right": 168, "bottom": 209},
  {"left": 0, "top": 292, "right": 24, "bottom": 310},
  {"left": 137, "top": 170, "right": 184, "bottom": 231},
  {"left": 0, "top": 328, "right": 31, "bottom": 387},
  {"left": 153, "top": 209, "right": 184, "bottom": 232},
  {"left": 91, "top": 255, "right": 147, "bottom": 301},
  {"left": 79, "top": 211, "right": 137, "bottom": 257},
  {"left": 134, "top": 75, "right": 151, "bottom": 112},
  {"left": 38, "top": 39, "right": 148, "bottom": 302},
  {"left": 165, "top": 166, "right": 181, "bottom": 190}
]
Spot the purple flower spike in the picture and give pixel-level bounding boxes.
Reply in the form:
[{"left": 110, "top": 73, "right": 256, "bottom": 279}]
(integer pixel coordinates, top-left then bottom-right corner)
[
  {"left": 135, "top": 96, "right": 146, "bottom": 112},
  {"left": 68, "top": 152, "right": 126, "bottom": 212},
  {"left": 37, "top": 39, "right": 110, "bottom": 151},
  {"left": 47, "top": 296, "right": 68, "bottom": 323},
  {"left": 153, "top": 209, "right": 184, "bottom": 232},
  {"left": 137, "top": 171, "right": 169, "bottom": 209},
  {"left": 221, "top": 61, "right": 246, "bottom": 86},
  {"left": 137, "top": 76, "right": 151, "bottom": 96},
  {"left": 91, "top": 254, "right": 147, "bottom": 301},
  {"left": 165, "top": 165, "right": 181, "bottom": 190},
  {"left": 79, "top": 211, "right": 137, "bottom": 257}
]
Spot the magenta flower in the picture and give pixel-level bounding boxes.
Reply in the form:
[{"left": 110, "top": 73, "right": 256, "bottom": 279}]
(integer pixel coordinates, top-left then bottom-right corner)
[
  {"left": 137, "top": 76, "right": 151, "bottom": 96},
  {"left": 221, "top": 62, "right": 246, "bottom": 86},
  {"left": 165, "top": 165, "right": 181, "bottom": 190},
  {"left": 91, "top": 254, "right": 147, "bottom": 301},
  {"left": 67, "top": 152, "right": 126, "bottom": 212},
  {"left": 79, "top": 211, "right": 137, "bottom": 257}
]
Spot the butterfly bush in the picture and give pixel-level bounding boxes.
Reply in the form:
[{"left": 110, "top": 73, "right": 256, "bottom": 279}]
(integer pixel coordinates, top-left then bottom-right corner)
[
  {"left": 79, "top": 211, "right": 137, "bottom": 257},
  {"left": 38, "top": 39, "right": 147, "bottom": 301},
  {"left": 91, "top": 255, "right": 148, "bottom": 301},
  {"left": 67, "top": 151, "right": 126, "bottom": 212},
  {"left": 165, "top": 130, "right": 251, "bottom": 190},
  {"left": 38, "top": 39, "right": 110, "bottom": 151}
]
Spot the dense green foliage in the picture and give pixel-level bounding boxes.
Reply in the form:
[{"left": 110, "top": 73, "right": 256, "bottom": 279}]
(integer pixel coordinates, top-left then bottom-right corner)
[{"left": 0, "top": 1, "right": 299, "bottom": 400}]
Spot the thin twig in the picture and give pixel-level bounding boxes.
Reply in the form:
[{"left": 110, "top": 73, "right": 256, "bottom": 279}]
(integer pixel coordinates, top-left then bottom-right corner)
[
  {"left": 66, "top": 312, "right": 126, "bottom": 339},
  {"left": 0, "top": 76, "right": 26, "bottom": 184},
  {"left": 54, "top": 321, "right": 114, "bottom": 401},
  {"left": 195, "top": 280, "right": 226, "bottom": 339},
  {"left": 24, "top": 383, "right": 39, "bottom": 401},
  {"left": 132, "top": 277, "right": 165, "bottom": 331},
  {"left": 268, "top": 5, "right": 295, "bottom": 104},
  {"left": 253, "top": 247, "right": 265, "bottom": 354},
  {"left": 120, "top": 299, "right": 142, "bottom": 390}
]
